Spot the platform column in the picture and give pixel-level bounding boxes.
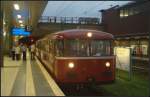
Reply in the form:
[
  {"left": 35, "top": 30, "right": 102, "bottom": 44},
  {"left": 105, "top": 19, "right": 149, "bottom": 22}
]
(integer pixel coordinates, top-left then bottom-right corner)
[
  {"left": 147, "top": 8, "right": 150, "bottom": 96},
  {"left": 0, "top": 2, "right": 4, "bottom": 67}
]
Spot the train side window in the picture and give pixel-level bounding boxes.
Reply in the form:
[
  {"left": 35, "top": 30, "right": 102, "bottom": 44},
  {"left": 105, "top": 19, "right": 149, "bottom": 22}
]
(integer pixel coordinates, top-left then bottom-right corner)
[
  {"left": 91, "top": 40, "right": 111, "bottom": 56},
  {"left": 55, "top": 40, "right": 64, "bottom": 57},
  {"left": 46, "top": 40, "right": 49, "bottom": 53},
  {"left": 49, "top": 40, "right": 51, "bottom": 53},
  {"left": 52, "top": 40, "right": 54, "bottom": 54}
]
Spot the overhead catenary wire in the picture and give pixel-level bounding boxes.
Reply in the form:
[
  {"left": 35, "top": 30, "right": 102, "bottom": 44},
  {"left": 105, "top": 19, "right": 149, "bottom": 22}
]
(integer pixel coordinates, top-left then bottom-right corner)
[
  {"left": 54, "top": 1, "right": 67, "bottom": 17},
  {"left": 82, "top": 1, "right": 105, "bottom": 16},
  {"left": 87, "top": 1, "right": 123, "bottom": 18},
  {"left": 41, "top": 1, "right": 65, "bottom": 17},
  {"left": 42, "top": 1, "right": 132, "bottom": 18},
  {"left": 59, "top": 1, "right": 75, "bottom": 17},
  {"left": 61, "top": 1, "right": 87, "bottom": 17},
  {"left": 56, "top": 1, "right": 73, "bottom": 17}
]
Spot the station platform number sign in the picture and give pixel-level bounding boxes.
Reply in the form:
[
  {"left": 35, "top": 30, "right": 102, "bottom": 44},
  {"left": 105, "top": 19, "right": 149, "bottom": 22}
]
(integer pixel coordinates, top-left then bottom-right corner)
[{"left": 25, "top": 25, "right": 32, "bottom": 32}]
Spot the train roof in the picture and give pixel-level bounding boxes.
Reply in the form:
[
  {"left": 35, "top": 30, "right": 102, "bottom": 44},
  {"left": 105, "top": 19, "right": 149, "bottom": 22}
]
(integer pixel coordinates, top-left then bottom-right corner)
[{"left": 47, "top": 29, "right": 114, "bottom": 40}]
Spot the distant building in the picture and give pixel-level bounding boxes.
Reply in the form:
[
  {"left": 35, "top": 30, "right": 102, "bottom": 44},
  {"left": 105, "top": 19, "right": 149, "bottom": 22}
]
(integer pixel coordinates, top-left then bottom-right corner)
[{"left": 101, "top": 1, "right": 150, "bottom": 59}]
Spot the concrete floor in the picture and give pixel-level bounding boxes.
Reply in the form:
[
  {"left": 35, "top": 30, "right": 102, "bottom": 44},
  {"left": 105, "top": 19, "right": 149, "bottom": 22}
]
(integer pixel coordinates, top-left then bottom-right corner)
[{"left": 1, "top": 52, "right": 65, "bottom": 96}]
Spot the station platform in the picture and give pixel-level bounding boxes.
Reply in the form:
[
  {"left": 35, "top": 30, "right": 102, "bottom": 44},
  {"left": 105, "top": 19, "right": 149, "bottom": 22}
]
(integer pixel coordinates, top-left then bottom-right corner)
[{"left": 1, "top": 52, "right": 65, "bottom": 96}]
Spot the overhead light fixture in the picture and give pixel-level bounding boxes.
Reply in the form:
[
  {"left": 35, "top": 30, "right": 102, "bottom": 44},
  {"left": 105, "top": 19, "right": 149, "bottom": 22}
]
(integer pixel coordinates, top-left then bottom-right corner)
[
  {"left": 3, "top": 31, "right": 6, "bottom": 36},
  {"left": 3, "top": 19, "right": 6, "bottom": 25},
  {"left": 17, "top": 14, "right": 21, "bottom": 19},
  {"left": 20, "top": 36, "right": 24, "bottom": 38},
  {"left": 3, "top": 21, "right": 6, "bottom": 25},
  {"left": 14, "top": 4, "right": 20, "bottom": 10},
  {"left": 19, "top": 20, "right": 23, "bottom": 23},
  {"left": 20, "top": 24, "right": 24, "bottom": 27}
]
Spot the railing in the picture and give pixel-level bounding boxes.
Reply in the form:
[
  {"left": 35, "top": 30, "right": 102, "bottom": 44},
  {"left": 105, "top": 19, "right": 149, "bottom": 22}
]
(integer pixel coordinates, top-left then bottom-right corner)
[{"left": 38, "top": 16, "right": 101, "bottom": 24}]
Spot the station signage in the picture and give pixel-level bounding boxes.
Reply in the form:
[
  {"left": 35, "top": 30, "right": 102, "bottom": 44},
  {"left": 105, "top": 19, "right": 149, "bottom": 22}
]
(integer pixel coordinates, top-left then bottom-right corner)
[
  {"left": 12, "top": 27, "right": 31, "bottom": 36},
  {"left": 114, "top": 47, "right": 131, "bottom": 71},
  {"left": 25, "top": 25, "right": 32, "bottom": 32}
]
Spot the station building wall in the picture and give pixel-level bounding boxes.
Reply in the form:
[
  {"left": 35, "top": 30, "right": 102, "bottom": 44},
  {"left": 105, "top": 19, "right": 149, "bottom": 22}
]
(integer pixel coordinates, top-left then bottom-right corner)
[{"left": 101, "top": 1, "right": 150, "bottom": 58}]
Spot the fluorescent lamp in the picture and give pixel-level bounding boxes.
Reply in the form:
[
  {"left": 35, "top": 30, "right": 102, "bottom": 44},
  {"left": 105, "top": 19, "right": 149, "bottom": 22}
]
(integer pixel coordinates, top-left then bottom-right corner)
[
  {"left": 3, "top": 21, "right": 6, "bottom": 25},
  {"left": 14, "top": 4, "right": 20, "bottom": 10},
  {"left": 3, "top": 32, "right": 6, "bottom": 36},
  {"left": 17, "top": 14, "right": 21, "bottom": 19},
  {"left": 20, "top": 36, "right": 24, "bottom": 38},
  {"left": 19, "top": 20, "right": 23, "bottom": 23},
  {"left": 20, "top": 24, "right": 24, "bottom": 27}
]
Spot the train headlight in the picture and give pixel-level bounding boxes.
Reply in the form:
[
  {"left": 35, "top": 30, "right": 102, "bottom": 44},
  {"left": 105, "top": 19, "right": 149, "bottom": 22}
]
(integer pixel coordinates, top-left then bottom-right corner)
[
  {"left": 105, "top": 62, "right": 110, "bottom": 67},
  {"left": 68, "top": 62, "right": 74, "bottom": 69},
  {"left": 87, "top": 32, "right": 92, "bottom": 37}
]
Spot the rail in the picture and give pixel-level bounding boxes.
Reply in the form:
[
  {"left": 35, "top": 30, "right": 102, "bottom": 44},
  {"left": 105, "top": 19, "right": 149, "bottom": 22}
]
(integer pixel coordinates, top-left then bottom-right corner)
[{"left": 38, "top": 16, "right": 101, "bottom": 24}]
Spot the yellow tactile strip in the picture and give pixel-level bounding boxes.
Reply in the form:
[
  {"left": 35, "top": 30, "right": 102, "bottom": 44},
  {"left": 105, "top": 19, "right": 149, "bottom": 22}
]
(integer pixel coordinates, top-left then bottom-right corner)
[{"left": 26, "top": 58, "right": 36, "bottom": 96}]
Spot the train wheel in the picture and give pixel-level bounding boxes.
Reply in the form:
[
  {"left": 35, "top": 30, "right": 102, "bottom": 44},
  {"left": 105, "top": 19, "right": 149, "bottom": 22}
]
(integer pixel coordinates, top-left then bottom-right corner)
[
  {"left": 76, "top": 84, "right": 84, "bottom": 91},
  {"left": 87, "top": 77, "right": 96, "bottom": 88}
]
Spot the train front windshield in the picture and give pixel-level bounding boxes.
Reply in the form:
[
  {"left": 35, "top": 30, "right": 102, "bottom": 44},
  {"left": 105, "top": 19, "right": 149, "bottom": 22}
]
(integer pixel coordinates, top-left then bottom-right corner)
[{"left": 56, "top": 39, "right": 111, "bottom": 57}]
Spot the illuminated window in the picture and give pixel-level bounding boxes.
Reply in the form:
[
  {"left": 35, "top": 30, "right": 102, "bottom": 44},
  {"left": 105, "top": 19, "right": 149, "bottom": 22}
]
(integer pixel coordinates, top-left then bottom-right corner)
[
  {"left": 120, "top": 10, "right": 124, "bottom": 18},
  {"left": 120, "top": 9, "right": 129, "bottom": 18},
  {"left": 124, "top": 9, "right": 128, "bottom": 17}
]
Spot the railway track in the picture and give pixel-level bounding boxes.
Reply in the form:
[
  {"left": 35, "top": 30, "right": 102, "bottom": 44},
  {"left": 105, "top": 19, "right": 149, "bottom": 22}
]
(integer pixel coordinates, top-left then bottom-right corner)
[{"left": 60, "top": 85, "right": 112, "bottom": 96}]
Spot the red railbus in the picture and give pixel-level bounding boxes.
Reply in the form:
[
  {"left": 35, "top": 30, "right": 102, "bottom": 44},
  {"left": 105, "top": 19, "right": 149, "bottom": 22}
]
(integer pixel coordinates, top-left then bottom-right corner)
[{"left": 36, "top": 29, "right": 115, "bottom": 85}]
